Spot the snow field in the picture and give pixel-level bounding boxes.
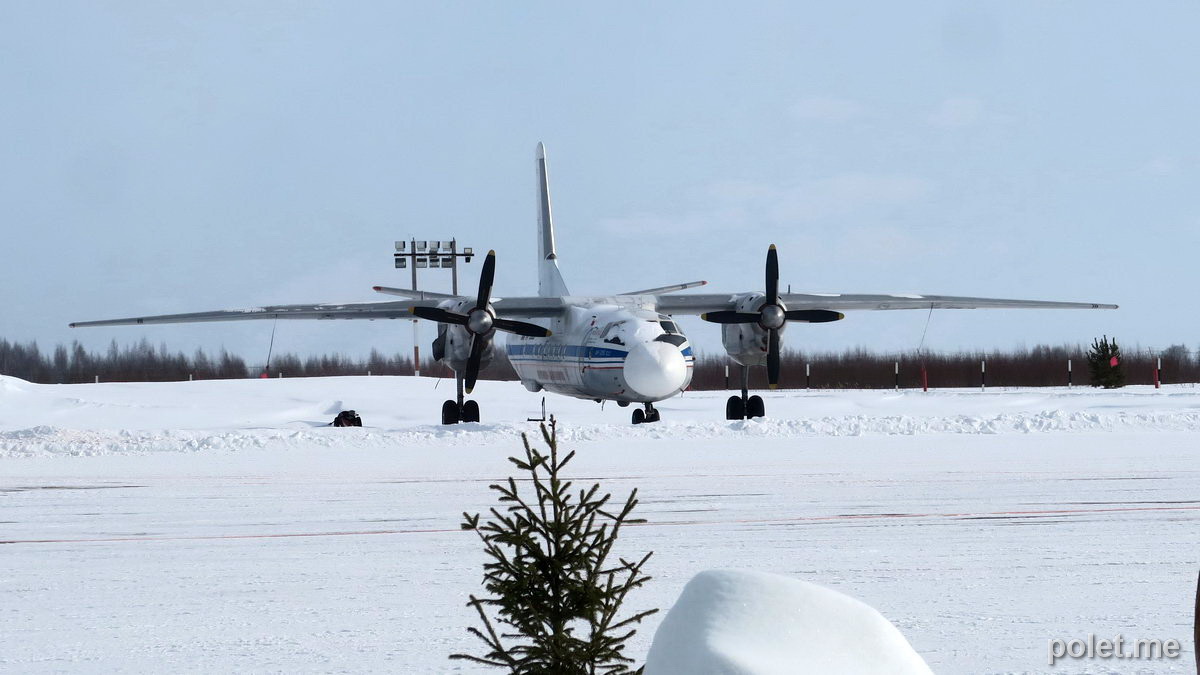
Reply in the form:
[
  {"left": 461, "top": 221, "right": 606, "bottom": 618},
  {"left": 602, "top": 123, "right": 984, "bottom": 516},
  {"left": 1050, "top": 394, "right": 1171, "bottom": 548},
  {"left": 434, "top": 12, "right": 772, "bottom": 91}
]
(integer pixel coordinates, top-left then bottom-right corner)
[{"left": 1, "top": 375, "right": 1197, "bottom": 673}]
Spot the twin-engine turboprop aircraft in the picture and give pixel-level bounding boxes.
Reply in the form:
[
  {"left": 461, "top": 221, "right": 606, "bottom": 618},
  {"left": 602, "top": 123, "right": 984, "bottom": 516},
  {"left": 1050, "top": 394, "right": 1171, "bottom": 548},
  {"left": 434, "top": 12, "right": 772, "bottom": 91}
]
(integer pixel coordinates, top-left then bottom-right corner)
[{"left": 72, "top": 143, "right": 1117, "bottom": 425}]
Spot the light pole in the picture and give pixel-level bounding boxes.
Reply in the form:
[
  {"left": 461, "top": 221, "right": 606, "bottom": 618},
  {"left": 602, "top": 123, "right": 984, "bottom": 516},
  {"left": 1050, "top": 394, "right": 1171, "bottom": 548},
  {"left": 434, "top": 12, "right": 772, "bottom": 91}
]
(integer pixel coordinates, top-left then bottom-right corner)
[{"left": 393, "top": 238, "right": 475, "bottom": 376}]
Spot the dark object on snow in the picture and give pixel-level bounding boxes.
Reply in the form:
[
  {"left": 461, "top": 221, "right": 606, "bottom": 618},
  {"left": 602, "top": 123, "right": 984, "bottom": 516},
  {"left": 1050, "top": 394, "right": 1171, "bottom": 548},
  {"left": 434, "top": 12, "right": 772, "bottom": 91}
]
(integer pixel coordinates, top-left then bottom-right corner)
[{"left": 331, "top": 410, "right": 362, "bottom": 427}]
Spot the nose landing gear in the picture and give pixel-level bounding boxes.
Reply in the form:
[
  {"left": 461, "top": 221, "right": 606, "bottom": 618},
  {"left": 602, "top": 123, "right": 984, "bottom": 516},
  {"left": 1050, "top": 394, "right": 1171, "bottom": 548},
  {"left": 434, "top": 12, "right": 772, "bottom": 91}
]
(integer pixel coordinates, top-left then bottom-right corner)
[
  {"left": 442, "top": 373, "right": 481, "bottom": 424},
  {"left": 632, "top": 402, "right": 661, "bottom": 424},
  {"left": 725, "top": 366, "right": 766, "bottom": 420}
]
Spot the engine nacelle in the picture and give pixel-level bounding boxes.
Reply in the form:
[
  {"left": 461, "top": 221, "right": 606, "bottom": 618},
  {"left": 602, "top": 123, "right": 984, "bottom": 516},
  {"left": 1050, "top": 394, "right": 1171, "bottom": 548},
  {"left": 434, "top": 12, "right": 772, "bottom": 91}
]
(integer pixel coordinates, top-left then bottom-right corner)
[
  {"left": 720, "top": 292, "right": 788, "bottom": 367},
  {"left": 431, "top": 299, "right": 494, "bottom": 372}
]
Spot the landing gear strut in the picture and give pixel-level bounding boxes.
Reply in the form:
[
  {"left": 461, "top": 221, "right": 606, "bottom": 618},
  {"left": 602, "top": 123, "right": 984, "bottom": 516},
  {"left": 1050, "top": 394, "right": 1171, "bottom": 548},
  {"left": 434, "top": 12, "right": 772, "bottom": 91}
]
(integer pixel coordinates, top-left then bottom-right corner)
[
  {"left": 726, "top": 366, "right": 765, "bottom": 420},
  {"left": 442, "top": 373, "right": 481, "bottom": 425},
  {"left": 632, "top": 402, "right": 661, "bottom": 425}
]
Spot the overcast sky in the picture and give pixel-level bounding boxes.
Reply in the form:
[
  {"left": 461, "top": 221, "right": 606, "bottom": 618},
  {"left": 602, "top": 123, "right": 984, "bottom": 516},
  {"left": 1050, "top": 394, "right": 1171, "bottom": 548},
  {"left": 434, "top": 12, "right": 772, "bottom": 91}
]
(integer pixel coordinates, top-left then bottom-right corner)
[{"left": 2, "top": 2, "right": 1196, "bottom": 364}]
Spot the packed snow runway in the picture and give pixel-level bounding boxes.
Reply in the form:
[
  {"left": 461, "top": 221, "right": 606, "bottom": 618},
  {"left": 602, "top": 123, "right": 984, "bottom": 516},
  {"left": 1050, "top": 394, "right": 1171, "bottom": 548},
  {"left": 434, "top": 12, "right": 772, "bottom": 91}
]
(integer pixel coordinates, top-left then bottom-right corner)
[{"left": 2, "top": 375, "right": 1197, "bottom": 673}]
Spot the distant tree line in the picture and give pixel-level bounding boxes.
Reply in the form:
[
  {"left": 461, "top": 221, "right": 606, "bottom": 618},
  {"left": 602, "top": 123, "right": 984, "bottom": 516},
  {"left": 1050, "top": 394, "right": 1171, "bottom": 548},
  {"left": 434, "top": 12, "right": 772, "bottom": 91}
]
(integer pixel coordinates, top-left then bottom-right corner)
[
  {"left": 0, "top": 337, "right": 519, "bottom": 384},
  {"left": 689, "top": 343, "right": 1200, "bottom": 390},
  {"left": 2, "top": 337, "right": 1196, "bottom": 389}
]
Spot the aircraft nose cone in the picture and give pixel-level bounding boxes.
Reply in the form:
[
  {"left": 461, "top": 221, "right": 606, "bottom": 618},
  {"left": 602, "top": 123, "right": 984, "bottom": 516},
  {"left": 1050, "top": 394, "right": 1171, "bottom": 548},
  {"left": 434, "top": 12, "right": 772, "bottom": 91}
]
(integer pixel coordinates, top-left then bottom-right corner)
[{"left": 623, "top": 341, "right": 687, "bottom": 400}]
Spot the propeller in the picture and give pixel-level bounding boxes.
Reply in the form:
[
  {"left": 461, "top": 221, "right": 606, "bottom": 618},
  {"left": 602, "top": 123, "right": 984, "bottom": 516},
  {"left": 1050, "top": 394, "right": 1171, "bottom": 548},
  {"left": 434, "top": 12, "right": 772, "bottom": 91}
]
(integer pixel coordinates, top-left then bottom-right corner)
[
  {"left": 410, "top": 250, "right": 550, "bottom": 393},
  {"left": 701, "top": 245, "right": 843, "bottom": 388}
]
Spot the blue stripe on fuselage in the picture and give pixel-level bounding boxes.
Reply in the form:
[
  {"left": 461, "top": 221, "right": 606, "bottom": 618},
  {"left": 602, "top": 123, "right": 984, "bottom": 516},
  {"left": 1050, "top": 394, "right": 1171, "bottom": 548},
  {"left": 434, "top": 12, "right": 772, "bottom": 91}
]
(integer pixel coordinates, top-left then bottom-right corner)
[{"left": 507, "top": 344, "right": 629, "bottom": 359}]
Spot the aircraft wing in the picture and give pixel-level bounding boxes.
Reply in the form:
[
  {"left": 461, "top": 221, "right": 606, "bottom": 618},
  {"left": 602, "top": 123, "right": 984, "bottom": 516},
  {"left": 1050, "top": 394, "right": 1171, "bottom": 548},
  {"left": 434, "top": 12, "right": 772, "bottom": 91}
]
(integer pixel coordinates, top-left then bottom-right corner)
[
  {"left": 655, "top": 292, "right": 1118, "bottom": 315},
  {"left": 69, "top": 299, "right": 432, "bottom": 327},
  {"left": 70, "top": 295, "right": 570, "bottom": 328}
]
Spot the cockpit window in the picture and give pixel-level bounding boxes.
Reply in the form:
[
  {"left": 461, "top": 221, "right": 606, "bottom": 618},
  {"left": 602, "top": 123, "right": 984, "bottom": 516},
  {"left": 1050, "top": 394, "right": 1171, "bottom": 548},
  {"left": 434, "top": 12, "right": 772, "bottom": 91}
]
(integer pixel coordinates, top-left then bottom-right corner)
[
  {"left": 655, "top": 334, "right": 686, "bottom": 347},
  {"left": 601, "top": 321, "right": 626, "bottom": 345},
  {"left": 659, "top": 320, "right": 678, "bottom": 334}
]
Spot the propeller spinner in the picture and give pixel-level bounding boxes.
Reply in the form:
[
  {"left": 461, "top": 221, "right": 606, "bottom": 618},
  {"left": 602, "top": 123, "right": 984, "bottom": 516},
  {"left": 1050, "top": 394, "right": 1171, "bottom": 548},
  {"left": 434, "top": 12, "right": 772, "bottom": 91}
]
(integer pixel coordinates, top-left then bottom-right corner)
[
  {"left": 411, "top": 250, "right": 551, "bottom": 393},
  {"left": 701, "top": 245, "right": 843, "bottom": 388}
]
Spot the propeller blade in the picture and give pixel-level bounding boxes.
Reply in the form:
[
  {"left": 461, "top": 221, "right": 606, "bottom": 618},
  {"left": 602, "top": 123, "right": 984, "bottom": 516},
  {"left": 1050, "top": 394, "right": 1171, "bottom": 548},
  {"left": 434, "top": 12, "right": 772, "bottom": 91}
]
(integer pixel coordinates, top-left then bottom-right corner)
[
  {"left": 464, "top": 333, "right": 486, "bottom": 394},
  {"left": 765, "top": 244, "right": 779, "bottom": 306},
  {"left": 784, "top": 309, "right": 844, "bottom": 323},
  {"left": 493, "top": 317, "right": 552, "bottom": 337},
  {"left": 701, "top": 311, "right": 761, "bottom": 324},
  {"left": 766, "top": 329, "right": 781, "bottom": 389},
  {"left": 475, "top": 250, "right": 496, "bottom": 310},
  {"left": 411, "top": 306, "right": 468, "bottom": 325}
]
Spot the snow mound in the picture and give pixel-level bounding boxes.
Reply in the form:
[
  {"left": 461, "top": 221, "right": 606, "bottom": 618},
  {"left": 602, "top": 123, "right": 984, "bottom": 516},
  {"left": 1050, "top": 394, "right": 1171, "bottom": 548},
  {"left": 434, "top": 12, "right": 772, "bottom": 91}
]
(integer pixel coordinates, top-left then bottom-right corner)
[{"left": 644, "top": 570, "right": 932, "bottom": 675}]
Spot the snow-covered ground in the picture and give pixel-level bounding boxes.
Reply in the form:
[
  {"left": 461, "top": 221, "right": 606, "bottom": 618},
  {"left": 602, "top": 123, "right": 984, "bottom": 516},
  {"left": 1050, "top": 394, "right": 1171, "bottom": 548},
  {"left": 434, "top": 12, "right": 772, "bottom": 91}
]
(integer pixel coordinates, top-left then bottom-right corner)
[{"left": 2, "top": 375, "right": 1197, "bottom": 673}]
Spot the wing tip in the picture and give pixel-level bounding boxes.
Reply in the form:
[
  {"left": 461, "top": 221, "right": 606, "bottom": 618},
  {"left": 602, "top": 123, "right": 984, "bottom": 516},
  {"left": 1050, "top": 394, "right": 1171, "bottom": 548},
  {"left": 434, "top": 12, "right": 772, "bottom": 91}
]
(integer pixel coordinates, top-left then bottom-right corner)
[{"left": 536, "top": 141, "right": 546, "bottom": 160}]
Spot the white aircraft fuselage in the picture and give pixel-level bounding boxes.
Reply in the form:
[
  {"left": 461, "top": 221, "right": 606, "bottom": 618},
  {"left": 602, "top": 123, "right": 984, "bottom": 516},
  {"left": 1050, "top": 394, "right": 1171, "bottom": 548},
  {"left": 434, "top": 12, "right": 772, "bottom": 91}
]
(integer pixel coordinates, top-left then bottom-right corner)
[{"left": 506, "top": 302, "right": 694, "bottom": 403}]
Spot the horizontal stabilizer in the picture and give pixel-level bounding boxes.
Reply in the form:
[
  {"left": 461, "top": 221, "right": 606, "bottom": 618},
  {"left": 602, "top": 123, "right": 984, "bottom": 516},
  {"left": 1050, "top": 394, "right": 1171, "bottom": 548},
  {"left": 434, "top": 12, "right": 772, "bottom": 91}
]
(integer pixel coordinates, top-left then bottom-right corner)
[
  {"left": 372, "top": 286, "right": 456, "bottom": 300},
  {"left": 621, "top": 280, "right": 708, "bottom": 296}
]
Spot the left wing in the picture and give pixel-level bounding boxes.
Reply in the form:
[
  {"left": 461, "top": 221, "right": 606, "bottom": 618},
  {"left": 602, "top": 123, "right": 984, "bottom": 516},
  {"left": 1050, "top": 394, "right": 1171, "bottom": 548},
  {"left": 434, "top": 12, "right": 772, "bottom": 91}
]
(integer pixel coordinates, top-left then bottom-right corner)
[{"left": 656, "top": 292, "right": 1118, "bottom": 315}]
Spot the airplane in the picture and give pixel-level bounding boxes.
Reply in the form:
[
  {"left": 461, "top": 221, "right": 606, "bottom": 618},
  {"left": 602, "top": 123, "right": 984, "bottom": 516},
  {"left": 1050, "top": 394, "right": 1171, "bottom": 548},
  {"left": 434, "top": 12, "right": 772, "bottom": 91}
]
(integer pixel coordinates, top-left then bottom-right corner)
[{"left": 71, "top": 143, "right": 1118, "bottom": 425}]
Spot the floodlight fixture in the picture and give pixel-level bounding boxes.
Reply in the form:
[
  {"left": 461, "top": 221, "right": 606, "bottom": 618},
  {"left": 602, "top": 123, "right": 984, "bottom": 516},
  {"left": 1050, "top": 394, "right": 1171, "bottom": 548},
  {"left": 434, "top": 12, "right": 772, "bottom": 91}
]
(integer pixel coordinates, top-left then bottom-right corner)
[
  {"left": 395, "top": 241, "right": 406, "bottom": 251},
  {"left": 395, "top": 258, "right": 407, "bottom": 269},
  {"left": 416, "top": 240, "right": 428, "bottom": 251}
]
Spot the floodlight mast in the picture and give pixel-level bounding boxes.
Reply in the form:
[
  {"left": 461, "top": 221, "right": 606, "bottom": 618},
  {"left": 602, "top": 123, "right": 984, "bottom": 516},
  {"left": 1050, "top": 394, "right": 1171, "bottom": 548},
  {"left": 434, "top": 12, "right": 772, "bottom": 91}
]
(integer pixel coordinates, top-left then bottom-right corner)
[{"left": 392, "top": 238, "right": 474, "bottom": 376}]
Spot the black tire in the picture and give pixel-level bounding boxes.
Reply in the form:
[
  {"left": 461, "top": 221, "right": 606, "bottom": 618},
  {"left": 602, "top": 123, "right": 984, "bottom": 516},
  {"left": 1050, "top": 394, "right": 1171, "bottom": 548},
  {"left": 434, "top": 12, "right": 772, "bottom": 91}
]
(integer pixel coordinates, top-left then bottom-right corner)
[
  {"left": 725, "top": 395, "right": 745, "bottom": 420},
  {"left": 647, "top": 408, "right": 661, "bottom": 423},
  {"left": 746, "top": 395, "right": 765, "bottom": 419},
  {"left": 441, "top": 400, "right": 460, "bottom": 425},
  {"left": 632, "top": 408, "right": 646, "bottom": 425},
  {"left": 462, "top": 399, "right": 480, "bottom": 423}
]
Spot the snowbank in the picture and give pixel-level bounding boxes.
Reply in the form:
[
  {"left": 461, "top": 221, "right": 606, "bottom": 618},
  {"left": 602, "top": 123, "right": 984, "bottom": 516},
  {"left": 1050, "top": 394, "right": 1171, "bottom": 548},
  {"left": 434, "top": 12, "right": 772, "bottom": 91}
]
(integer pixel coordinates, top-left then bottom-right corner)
[
  {"left": 644, "top": 570, "right": 932, "bottom": 675},
  {"left": 4, "top": 374, "right": 1200, "bottom": 457}
]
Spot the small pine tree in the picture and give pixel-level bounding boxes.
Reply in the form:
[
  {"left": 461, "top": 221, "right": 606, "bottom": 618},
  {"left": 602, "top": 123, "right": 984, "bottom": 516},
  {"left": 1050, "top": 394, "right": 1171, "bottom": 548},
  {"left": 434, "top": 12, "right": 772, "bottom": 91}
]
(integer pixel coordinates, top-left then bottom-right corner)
[
  {"left": 1087, "top": 334, "right": 1125, "bottom": 388},
  {"left": 451, "top": 420, "right": 658, "bottom": 674}
]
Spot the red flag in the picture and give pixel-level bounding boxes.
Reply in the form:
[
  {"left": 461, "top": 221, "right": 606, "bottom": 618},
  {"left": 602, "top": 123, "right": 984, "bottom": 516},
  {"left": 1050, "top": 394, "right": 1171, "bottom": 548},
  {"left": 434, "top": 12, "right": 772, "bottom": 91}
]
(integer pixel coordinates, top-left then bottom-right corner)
[{"left": 1109, "top": 356, "right": 1119, "bottom": 367}]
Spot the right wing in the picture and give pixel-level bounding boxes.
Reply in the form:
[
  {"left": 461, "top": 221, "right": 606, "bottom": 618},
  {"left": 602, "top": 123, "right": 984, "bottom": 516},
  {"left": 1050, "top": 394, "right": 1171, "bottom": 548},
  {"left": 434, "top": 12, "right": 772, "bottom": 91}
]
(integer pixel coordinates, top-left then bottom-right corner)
[
  {"left": 655, "top": 292, "right": 1118, "bottom": 315},
  {"left": 70, "top": 295, "right": 570, "bottom": 328},
  {"left": 69, "top": 299, "right": 428, "bottom": 327}
]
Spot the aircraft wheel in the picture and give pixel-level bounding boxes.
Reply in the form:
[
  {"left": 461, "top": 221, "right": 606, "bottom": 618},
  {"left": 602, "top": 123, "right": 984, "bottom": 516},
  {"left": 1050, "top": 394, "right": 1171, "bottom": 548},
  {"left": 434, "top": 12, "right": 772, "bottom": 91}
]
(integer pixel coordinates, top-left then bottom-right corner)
[
  {"left": 441, "top": 400, "right": 460, "bottom": 425},
  {"left": 725, "top": 395, "right": 745, "bottom": 420},
  {"left": 746, "top": 395, "right": 765, "bottom": 419},
  {"left": 632, "top": 408, "right": 646, "bottom": 425},
  {"left": 617, "top": 400, "right": 630, "bottom": 408},
  {"left": 462, "top": 399, "right": 480, "bottom": 423},
  {"left": 647, "top": 408, "right": 661, "bottom": 423}
]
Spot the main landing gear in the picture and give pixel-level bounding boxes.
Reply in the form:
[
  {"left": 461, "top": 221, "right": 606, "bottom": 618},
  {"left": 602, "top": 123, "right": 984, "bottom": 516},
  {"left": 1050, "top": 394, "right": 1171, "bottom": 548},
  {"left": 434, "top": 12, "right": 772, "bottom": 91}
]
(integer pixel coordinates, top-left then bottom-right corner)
[
  {"left": 442, "top": 374, "right": 481, "bottom": 425},
  {"left": 632, "top": 402, "right": 661, "bottom": 425},
  {"left": 726, "top": 367, "right": 765, "bottom": 420}
]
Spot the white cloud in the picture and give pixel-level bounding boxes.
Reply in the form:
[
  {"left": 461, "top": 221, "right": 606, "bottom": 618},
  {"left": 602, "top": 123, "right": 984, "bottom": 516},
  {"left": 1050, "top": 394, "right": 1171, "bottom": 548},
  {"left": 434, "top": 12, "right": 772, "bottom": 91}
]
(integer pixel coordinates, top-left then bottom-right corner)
[
  {"left": 767, "top": 173, "right": 935, "bottom": 223},
  {"left": 791, "top": 96, "right": 867, "bottom": 122},
  {"left": 1137, "top": 156, "right": 1179, "bottom": 177},
  {"left": 926, "top": 97, "right": 989, "bottom": 128},
  {"left": 598, "top": 173, "right": 937, "bottom": 249}
]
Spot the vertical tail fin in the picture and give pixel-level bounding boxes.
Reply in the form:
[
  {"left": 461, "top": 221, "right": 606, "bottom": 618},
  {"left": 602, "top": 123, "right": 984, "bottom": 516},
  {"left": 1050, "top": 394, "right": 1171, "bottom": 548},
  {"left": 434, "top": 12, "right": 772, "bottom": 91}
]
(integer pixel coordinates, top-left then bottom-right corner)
[{"left": 535, "top": 142, "right": 570, "bottom": 298}]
